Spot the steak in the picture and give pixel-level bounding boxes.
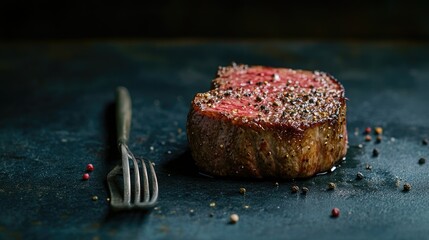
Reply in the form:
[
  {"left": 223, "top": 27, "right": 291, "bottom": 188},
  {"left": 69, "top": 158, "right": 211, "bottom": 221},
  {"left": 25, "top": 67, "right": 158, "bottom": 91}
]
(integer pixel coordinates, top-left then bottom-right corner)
[{"left": 187, "top": 64, "right": 348, "bottom": 179}]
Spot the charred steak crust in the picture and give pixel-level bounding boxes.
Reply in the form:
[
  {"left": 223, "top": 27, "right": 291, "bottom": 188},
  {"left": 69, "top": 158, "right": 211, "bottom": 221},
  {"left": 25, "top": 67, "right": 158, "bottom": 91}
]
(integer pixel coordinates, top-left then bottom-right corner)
[{"left": 187, "top": 64, "right": 348, "bottom": 179}]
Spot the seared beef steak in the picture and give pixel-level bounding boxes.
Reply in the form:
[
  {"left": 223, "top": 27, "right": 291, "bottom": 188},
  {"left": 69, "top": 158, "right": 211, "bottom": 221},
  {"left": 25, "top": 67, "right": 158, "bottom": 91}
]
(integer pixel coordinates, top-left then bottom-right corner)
[{"left": 187, "top": 64, "right": 347, "bottom": 179}]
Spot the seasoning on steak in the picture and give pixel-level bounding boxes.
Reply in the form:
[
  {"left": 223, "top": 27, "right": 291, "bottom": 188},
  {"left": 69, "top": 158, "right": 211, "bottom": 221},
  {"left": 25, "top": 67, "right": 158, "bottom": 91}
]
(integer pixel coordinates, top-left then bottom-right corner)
[{"left": 187, "top": 64, "right": 348, "bottom": 179}]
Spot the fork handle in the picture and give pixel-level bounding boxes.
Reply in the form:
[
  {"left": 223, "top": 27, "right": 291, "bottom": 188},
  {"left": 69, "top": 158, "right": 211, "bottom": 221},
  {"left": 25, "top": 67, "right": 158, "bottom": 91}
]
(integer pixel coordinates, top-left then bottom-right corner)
[{"left": 116, "top": 86, "right": 132, "bottom": 145}]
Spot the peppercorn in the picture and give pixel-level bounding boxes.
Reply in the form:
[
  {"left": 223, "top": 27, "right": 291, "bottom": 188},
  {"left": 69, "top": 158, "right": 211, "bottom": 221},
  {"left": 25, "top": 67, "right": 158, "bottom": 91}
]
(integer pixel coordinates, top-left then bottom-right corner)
[
  {"left": 419, "top": 158, "right": 426, "bottom": 165},
  {"left": 376, "top": 136, "right": 382, "bottom": 143},
  {"left": 301, "top": 187, "right": 309, "bottom": 194},
  {"left": 82, "top": 173, "right": 90, "bottom": 180},
  {"left": 403, "top": 183, "right": 411, "bottom": 191},
  {"left": 331, "top": 208, "right": 340, "bottom": 218},
  {"left": 328, "top": 182, "right": 336, "bottom": 190},
  {"left": 372, "top": 148, "right": 379, "bottom": 157},
  {"left": 356, "top": 172, "right": 364, "bottom": 180},
  {"left": 230, "top": 214, "right": 239, "bottom": 224},
  {"left": 364, "top": 127, "right": 371, "bottom": 134},
  {"left": 239, "top": 187, "right": 246, "bottom": 195},
  {"left": 365, "top": 164, "right": 372, "bottom": 170},
  {"left": 291, "top": 185, "right": 299, "bottom": 193},
  {"left": 86, "top": 164, "right": 94, "bottom": 172},
  {"left": 423, "top": 139, "right": 428, "bottom": 145},
  {"left": 365, "top": 135, "right": 372, "bottom": 142},
  {"left": 374, "top": 127, "right": 383, "bottom": 135}
]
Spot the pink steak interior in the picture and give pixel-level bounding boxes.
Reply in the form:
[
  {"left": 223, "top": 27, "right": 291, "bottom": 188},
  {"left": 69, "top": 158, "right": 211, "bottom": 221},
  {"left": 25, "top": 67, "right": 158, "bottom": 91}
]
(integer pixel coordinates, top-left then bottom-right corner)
[{"left": 193, "top": 65, "right": 345, "bottom": 129}]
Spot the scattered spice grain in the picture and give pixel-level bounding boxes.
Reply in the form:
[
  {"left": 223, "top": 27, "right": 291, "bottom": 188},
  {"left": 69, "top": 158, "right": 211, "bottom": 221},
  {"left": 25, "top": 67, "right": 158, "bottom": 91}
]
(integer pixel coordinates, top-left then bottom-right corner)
[
  {"left": 92, "top": 196, "right": 98, "bottom": 201},
  {"left": 403, "top": 183, "right": 411, "bottom": 191},
  {"left": 356, "top": 172, "right": 364, "bottom": 180},
  {"left": 365, "top": 164, "right": 372, "bottom": 170},
  {"left": 419, "top": 158, "right": 426, "bottom": 165},
  {"left": 365, "top": 135, "right": 372, "bottom": 142},
  {"left": 376, "top": 136, "right": 382, "bottom": 143},
  {"left": 239, "top": 187, "right": 246, "bottom": 195},
  {"left": 395, "top": 178, "right": 401, "bottom": 187},
  {"left": 331, "top": 208, "right": 340, "bottom": 218},
  {"left": 328, "top": 182, "right": 336, "bottom": 190},
  {"left": 291, "top": 185, "right": 299, "bottom": 193},
  {"left": 82, "top": 173, "right": 90, "bottom": 181},
  {"left": 301, "top": 187, "right": 309, "bottom": 194},
  {"left": 364, "top": 127, "right": 371, "bottom": 134},
  {"left": 423, "top": 139, "right": 428, "bottom": 145},
  {"left": 86, "top": 164, "right": 94, "bottom": 172},
  {"left": 372, "top": 148, "right": 379, "bottom": 157},
  {"left": 230, "top": 214, "right": 239, "bottom": 224},
  {"left": 209, "top": 202, "right": 216, "bottom": 207},
  {"left": 374, "top": 127, "right": 383, "bottom": 135}
]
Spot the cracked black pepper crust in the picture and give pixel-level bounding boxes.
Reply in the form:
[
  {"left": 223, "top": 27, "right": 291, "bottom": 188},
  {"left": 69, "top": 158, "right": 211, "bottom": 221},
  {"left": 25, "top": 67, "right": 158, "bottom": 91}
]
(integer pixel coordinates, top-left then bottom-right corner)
[{"left": 193, "top": 64, "right": 346, "bottom": 131}]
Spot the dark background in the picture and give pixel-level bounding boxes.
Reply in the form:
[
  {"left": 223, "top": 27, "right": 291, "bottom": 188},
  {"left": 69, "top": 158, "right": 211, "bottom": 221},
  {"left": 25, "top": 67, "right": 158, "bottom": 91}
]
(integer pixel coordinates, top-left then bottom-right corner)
[{"left": 1, "top": 0, "right": 429, "bottom": 41}]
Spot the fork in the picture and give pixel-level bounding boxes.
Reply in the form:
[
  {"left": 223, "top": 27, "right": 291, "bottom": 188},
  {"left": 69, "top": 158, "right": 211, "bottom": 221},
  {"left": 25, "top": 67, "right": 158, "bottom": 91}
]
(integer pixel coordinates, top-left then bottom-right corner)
[{"left": 107, "top": 86, "right": 158, "bottom": 210}]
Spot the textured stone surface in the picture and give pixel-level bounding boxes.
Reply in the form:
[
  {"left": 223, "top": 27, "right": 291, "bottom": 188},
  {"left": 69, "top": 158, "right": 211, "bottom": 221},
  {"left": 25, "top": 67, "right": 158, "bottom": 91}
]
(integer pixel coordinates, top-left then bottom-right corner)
[{"left": 1, "top": 41, "right": 429, "bottom": 239}]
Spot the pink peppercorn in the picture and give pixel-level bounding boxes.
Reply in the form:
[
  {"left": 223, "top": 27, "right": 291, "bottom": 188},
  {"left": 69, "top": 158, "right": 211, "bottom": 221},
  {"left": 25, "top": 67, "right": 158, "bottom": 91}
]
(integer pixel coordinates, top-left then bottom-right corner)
[
  {"left": 364, "top": 127, "right": 371, "bottom": 134},
  {"left": 331, "top": 208, "right": 340, "bottom": 218},
  {"left": 86, "top": 164, "right": 94, "bottom": 172},
  {"left": 82, "top": 173, "right": 90, "bottom": 180}
]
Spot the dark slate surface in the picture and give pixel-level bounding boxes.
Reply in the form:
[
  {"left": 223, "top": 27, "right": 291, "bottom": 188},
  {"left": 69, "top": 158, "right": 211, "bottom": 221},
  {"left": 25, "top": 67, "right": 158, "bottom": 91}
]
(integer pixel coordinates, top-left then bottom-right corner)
[{"left": 1, "top": 41, "right": 429, "bottom": 239}]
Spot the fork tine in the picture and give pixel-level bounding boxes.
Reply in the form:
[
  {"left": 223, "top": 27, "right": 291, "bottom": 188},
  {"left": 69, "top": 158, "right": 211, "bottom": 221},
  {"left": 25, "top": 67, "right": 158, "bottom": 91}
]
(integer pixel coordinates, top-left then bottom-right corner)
[
  {"left": 140, "top": 158, "right": 150, "bottom": 202},
  {"left": 126, "top": 145, "right": 141, "bottom": 203},
  {"left": 134, "top": 161, "right": 158, "bottom": 209},
  {"left": 148, "top": 161, "right": 159, "bottom": 203}
]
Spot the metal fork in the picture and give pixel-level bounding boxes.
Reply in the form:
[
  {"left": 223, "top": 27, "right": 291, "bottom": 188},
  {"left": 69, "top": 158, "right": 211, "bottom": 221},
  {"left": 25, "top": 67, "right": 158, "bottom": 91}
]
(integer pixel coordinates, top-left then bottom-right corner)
[{"left": 107, "top": 87, "right": 158, "bottom": 210}]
